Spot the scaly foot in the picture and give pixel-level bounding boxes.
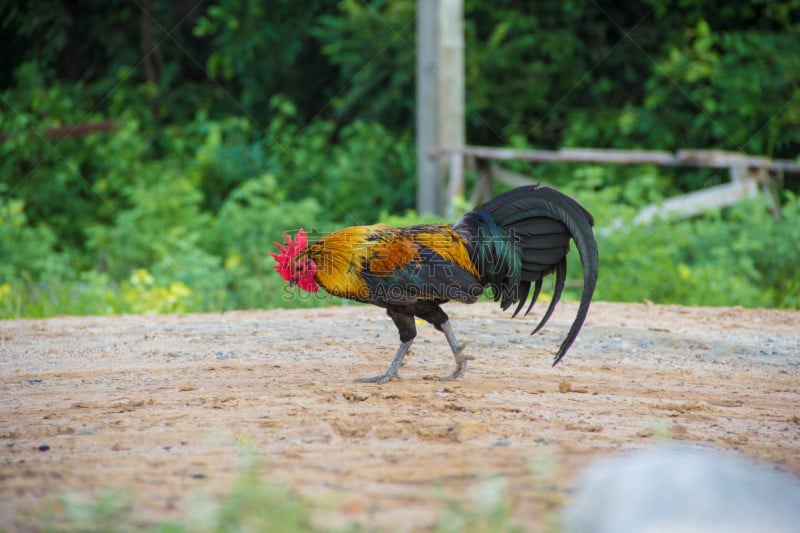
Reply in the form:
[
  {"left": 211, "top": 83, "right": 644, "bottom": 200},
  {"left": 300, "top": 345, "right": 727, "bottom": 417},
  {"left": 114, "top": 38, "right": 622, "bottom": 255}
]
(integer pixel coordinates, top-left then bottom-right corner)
[
  {"left": 438, "top": 320, "right": 473, "bottom": 380},
  {"left": 355, "top": 339, "right": 412, "bottom": 385},
  {"left": 438, "top": 359, "right": 468, "bottom": 381},
  {"left": 356, "top": 371, "right": 398, "bottom": 384}
]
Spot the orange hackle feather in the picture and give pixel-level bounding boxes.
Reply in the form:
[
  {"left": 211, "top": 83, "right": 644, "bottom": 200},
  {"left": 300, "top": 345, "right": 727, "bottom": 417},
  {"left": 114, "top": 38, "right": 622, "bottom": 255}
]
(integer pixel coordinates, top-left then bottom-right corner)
[{"left": 302, "top": 225, "right": 378, "bottom": 300}]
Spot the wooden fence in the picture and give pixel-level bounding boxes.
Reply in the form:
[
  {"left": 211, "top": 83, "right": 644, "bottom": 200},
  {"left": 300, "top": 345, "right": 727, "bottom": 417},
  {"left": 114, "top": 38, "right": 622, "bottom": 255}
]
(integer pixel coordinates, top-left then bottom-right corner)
[
  {"left": 430, "top": 145, "right": 800, "bottom": 224},
  {"left": 0, "top": 120, "right": 119, "bottom": 144}
]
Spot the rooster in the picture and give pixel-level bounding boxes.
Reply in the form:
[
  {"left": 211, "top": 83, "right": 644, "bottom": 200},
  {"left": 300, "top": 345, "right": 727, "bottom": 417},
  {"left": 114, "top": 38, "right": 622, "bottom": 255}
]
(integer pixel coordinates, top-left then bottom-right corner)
[{"left": 271, "top": 185, "right": 598, "bottom": 383}]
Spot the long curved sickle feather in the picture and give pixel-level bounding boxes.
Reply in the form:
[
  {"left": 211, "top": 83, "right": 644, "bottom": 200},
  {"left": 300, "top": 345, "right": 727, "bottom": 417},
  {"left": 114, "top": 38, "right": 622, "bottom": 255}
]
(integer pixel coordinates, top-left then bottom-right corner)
[
  {"left": 511, "top": 280, "right": 531, "bottom": 319},
  {"left": 531, "top": 258, "right": 566, "bottom": 336},
  {"left": 551, "top": 210, "right": 598, "bottom": 366},
  {"left": 526, "top": 278, "right": 543, "bottom": 317}
]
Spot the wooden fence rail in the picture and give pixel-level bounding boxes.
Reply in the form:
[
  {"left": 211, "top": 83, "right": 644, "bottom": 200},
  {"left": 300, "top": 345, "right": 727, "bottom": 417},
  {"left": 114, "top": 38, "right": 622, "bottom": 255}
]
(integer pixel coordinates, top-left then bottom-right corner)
[
  {"left": 0, "top": 120, "right": 119, "bottom": 144},
  {"left": 430, "top": 145, "right": 800, "bottom": 223}
]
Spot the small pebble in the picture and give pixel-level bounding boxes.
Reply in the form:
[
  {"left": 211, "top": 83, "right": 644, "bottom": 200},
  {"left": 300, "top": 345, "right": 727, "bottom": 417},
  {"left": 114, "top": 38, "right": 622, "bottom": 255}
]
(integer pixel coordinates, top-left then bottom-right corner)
[
  {"left": 38, "top": 444, "right": 50, "bottom": 452},
  {"left": 191, "top": 473, "right": 206, "bottom": 479}
]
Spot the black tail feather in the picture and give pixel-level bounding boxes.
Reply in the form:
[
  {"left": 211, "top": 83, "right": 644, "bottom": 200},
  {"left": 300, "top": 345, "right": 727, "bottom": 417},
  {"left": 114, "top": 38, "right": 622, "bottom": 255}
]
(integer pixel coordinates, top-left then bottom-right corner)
[
  {"left": 511, "top": 280, "right": 531, "bottom": 318},
  {"left": 531, "top": 257, "right": 567, "bottom": 336},
  {"left": 455, "top": 184, "right": 599, "bottom": 366},
  {"left": 527, "top": 278, "right": 543, "bottom": 317}
]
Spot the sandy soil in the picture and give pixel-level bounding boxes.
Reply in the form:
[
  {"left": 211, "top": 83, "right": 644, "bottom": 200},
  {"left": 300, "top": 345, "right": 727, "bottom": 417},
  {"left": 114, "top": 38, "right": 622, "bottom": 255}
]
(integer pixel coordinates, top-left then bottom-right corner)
[{"left": 1, "top": 301, "right": 799, "bottom": 531}]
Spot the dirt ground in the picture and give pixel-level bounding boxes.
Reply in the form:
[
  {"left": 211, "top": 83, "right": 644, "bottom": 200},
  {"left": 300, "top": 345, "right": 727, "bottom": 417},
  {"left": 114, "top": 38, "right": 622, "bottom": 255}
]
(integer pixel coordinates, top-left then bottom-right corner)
[{"left": 1, "top": 301, "right": 799, "bottom": 531}]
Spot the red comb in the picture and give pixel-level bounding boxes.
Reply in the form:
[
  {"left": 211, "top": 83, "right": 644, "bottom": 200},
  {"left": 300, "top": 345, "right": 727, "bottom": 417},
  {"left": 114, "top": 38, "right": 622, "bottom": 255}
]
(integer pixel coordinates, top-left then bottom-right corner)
[{"left": 270, "top": 229, "right": 308, "bottom": 280}]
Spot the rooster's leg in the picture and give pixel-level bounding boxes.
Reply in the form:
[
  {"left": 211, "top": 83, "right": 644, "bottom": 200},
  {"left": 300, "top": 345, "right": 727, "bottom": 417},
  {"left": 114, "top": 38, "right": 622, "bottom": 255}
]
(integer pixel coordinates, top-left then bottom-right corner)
[
  {"left": 437, "top": 320, "right": 474, "bottom": 381},
  {"left": 356, "top": 340, "right": 413, "bottom": 384},
  {"left": 356, "top": 309, "right": 416, "bottom": 384}
]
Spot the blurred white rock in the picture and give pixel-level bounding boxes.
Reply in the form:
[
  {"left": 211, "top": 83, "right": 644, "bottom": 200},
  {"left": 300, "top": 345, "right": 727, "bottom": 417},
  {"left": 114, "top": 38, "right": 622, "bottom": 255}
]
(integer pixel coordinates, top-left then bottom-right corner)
[{"left": 563, "top": 445, "right": 800, "bottom": 533}]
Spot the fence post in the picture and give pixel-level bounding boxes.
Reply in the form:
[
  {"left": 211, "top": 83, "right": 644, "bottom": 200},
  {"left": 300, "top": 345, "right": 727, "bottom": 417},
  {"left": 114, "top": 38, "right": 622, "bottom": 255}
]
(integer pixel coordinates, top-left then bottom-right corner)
[
  {"left": 416, "top": 0, "right": 441, "bottom": 214},
  {"left": 446, "top": 151, "right": 463, "bottom": 217},
  {"left": 416, "top": 0, "right": 464, "bottom": 216}
]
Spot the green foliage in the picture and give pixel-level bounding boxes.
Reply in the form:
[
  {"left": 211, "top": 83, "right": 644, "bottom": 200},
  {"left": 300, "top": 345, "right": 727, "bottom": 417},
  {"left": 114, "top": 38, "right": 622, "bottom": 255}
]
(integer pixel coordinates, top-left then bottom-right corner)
[
  {"left": 1, "top": 62, "right": 127, "bottom": 253},
  {"left": 41, "top": 470, "right": 320, "bottom": 533},
  {"left": 435, "top": 478, "right": 523, "bottom": 533},
  {"left": 263, "top": 96, "right": 417, "bottom": 225},
  {"left": 2, "top": 1, "right": 800, "bottom": 317},
  {"left": 0, "top": 192, "right": 67, "bottom": 282},
  {"left": 585, "top": 188, "right": 800, "bottom": 308},
  {"left": 207, "top": 172, "right": 332, "bottom": 310},
  {"left": 38, "top": 460, "right": 533, "bottom": 532},
  {"left": 44, "top": 489, "right": 137, "bottom": 533},
  {"left": 377, "top": 208, "right": 447, "bottom": 228},
  {"left": 186, "top": 469, "right": 316, "bottom": 533},
  {"left": 191, "top": 0, "right": 340, "bottom": 125},
  {"left": 312, "top": 0, "right": 416, "bottom": 127},
  {"left": 643, "top": 21, "right": 800, "bottom": 156},
  {"left": 310, "top": 0, "right": 800, "bottom": 158}
]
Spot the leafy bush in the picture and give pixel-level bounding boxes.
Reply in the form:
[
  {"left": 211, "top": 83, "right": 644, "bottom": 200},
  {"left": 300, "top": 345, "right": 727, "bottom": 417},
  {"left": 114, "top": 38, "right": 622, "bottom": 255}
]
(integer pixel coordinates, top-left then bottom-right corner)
[
  {"left": 2, "top": 2, "right": 800, "bottom": 317},
  {"left": 207, "top": 172, "right": 332, "bottom": 310},
  {"left": 0, "top": 192, "right": 67, "bottom": 282},
  {"left": 586, "top": 189, "right": 800, "bottom": 308},
  {"left": 262, "top": 96, "right": 416, "bottom": 225}
]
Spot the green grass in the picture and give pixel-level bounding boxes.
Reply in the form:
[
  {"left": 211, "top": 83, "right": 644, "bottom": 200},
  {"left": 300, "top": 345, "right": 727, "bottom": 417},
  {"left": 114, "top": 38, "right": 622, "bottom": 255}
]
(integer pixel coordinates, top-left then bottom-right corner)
[
  {"left": 34, "top": 466, "right": 528, "bottom": 533},
  {"left": 41, "top": 470, "right": 329, "bottom": 533}
]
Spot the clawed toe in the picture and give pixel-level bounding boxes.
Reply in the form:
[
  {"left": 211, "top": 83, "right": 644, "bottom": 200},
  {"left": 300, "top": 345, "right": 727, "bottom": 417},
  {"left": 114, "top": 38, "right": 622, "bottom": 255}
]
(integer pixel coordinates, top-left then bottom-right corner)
[
  {"left": 356, "top": 372, "right": 398, "bottom": 384},
  {"left": 437, "top": 360, "right": 467, "bottom": 381}
]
